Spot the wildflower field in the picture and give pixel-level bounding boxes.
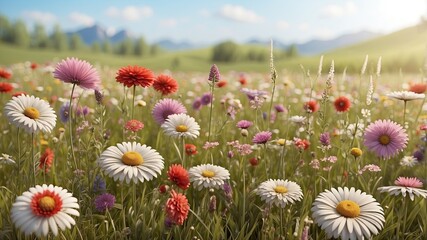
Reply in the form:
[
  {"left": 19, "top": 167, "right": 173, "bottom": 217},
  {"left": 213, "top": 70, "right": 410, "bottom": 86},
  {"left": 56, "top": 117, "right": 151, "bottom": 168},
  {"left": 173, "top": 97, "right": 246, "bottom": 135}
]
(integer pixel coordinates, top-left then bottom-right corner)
[{"left": 0, "top": 54, "right": 427, "bottom": 240}]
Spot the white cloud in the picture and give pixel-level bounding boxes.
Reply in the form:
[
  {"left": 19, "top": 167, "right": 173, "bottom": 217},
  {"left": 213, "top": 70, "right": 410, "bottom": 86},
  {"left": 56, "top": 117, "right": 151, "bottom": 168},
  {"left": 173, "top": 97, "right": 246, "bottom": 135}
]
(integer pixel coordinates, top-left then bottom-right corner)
[
  {"left": 276, "top": 20, "right": 290, "bottom": 30},
  {"left": 106, "top": 27, "right": 117, "bottom": 36},
  {"left": 105, "top": 6, "right": 153, "bottom": 21},
  {"left": 319, "top": 1, "right": 357, "bottom": 18},
  {"left": 218, "top": 4, "right": 263, "bottom": 23},
  {"left": 160, "top": 19, "right": 177, "bottom": 27},
  {"left": 69, "top": 12, "right": 94, "bottom": 26},
  {"left": 298, "top": 23, "right": 309, "bottom": 31},
  {"left": 199, "top": 9, "right": 211, "bottom": 18},
  {"left": 22, "top": 11, "right": 57, "bottom": 25}
]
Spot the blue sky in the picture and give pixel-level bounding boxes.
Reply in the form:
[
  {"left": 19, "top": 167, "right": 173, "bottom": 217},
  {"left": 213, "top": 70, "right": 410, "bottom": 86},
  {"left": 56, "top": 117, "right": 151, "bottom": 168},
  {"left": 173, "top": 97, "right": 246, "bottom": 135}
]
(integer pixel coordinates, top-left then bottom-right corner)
[{"left": 1, "top": 0, "right": 426, "bottom": 44}]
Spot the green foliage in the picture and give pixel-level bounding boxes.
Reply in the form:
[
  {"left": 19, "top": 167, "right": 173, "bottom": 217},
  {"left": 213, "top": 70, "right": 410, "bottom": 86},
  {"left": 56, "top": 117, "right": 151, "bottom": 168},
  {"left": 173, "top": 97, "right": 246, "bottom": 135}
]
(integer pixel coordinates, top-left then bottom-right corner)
[
  {"left": 70, "top": 34, "right": 84, "bottom": 51},
  {"left": 31, "top": 23, "right": 49, "bottom": 49},
  {"left": 134, "top": 37, "right": 148, "bottom": 56},
  {"left": 50, "top": 24, "right": 68, "bottom": 51},
  {"left": 11, "top": 20, "right": 30, "bottom": 48},
  {"left": 212, "top": 40, "right": 241, "bottom": 62},
  {"left": 0, "top": 15, "right": 11, "bottom": 42}
]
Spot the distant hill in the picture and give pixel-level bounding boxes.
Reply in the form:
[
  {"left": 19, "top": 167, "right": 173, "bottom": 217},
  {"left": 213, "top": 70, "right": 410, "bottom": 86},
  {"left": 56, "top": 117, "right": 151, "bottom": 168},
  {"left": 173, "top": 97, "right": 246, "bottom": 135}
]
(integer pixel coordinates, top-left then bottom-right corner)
[
  {"left": 155, "top": 39, "right": 205, "bottom": 50},
  {"left": 67, "top": 24, "right": 133, "bottom": 45}
]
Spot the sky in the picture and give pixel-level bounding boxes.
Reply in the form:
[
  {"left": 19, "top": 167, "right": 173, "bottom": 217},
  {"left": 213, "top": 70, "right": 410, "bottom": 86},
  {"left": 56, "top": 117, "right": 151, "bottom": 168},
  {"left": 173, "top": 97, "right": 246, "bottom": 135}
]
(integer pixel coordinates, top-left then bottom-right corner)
[{"left": 0, "top": 0, "right": 426, "bottom": 44}]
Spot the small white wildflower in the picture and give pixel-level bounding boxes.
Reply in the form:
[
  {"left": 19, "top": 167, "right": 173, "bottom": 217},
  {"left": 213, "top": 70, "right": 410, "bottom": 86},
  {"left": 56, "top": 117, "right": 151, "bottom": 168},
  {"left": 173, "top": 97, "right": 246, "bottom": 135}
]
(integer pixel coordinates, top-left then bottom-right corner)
[
  {"left": 0, "top": 154, "right": 16, "bottom": 165},
  {"left": 400, "top": 156, "right": 418, "bottom": 167}
]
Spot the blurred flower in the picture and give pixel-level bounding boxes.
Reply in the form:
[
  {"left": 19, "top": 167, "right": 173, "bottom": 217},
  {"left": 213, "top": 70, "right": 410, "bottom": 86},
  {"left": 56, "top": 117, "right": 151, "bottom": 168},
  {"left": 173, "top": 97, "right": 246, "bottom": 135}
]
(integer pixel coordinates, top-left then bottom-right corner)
[
  {"left": 11, "top": 184, "right": 79, "bottom": 237},
  {"left": 319, "top": 132, "right": 331, "bottom": 146},
  {"left": 4, "top": 95, "right": 56, "bottom": 133},
  {"left": 413, "top": 149, "right": 425, "bottom": 162},
  {"left": 152, "top": 98, "right": 187, "bottom": 125},
  {"left": 0, "top": 82, "right": 13, "bottom": 93},
  {"left": 59, "top": 102, "right": 70, "bottom": 123},
  {"left": 185, "top": 144, "right": 198, "bottom": 155},
  {"left": 189, "top": 164, "right": 230, "bottom": 190},
  {"left": 249, "top": 157, "right": 259, "bottom": 166},
  {"left": 94, "top": 193, "right": 116, "bottom": 212},
  {"left": 208, "top": 64, "right": 220, "bottom": 82},
  {"left": 93, "top": 175, "right": 106, "bottom": 194},
  {"left": 409, "top": 82, "right": 427, "bottom": 94},
  {"left": 94, "top": 89, "right": 104, "bottom": 104},
  {"left": 12, "top": 91, "right": 27, "bottom": 97},
  {"left": 236, "top": 120, "right": 253, "bottom": 129},
  {"left": 0, "top": 153, "right": 16, "bottom": 165},
  {"left": 159, "top": 184, "right": 169, "bottom": 194},
  {"left": 303, "top": 100, "right": 319, "bottom": 113},
  {"left": 256, "top": 179, "right": 303, "bottom": 208},
  {"left": 216, "top": 80, "right": 227, "bottom": 88},
  {"left": 378, "top": 177, "right": 427, "bottom": 201},
  {"left": 289, "top": 115, "right": 306, "bottom": 124},
  {"left": 161, "top": 113, "right": 200, "bottom": 139},
  {"left": 201, "top": 93, "right": 213, "bottom": 105},
  {"left": 209, "top": 195, "right": 217, "bottom": 212},
  {"left": 387, "top": 91, "right": 425, "bottom": 101},
  {"left": 238, "top": 74, "right": 247, "bottom": 85},
  {"left": 115, "top": 65, "right": 155, "bottom": 88},
  {"left": 294, "top": 138, "right": 310, "bottom": 150},
  {"left": 400, "top": 156, "right": 418, "bottom": 167},
  {"left": 39, "top": 148, "right": 54, "bottom": 173},
  {"left": 312, "top": 187, "right": 384, "bottom": 240},
  {"left": 334, "top": 96, "right": 351, "bottom": 112},
  {"left": 223, "top": 183, "right": 233, "bottom": 202},
  {"left": 252, "top": 131, "right": 272, "bottom": 144},
  {"left": 165, "top": 190, "right": 190, "bottom": 225},
  {"left": 168, "top": 164, "right": 190, "bottom": 190},
  {"left": 192, "top": 97, "right": 202, "bottom": 110},
  {"left": 240, "top": 88, "right": 268, "bottom": 100},
  {"left": 203, "top": 141, "right": 219, "bottom": 149},
  {"left": 350, "top": 148, "right": 363, "bottom": 158},
  {"left": 0, "top": 68, "right": 12, "bottom": 79},
  {"left": 364, "top": 119, "right": 408, "bottom": 159},
  {"left": 53, "top": 57, "right": 100, "bottom": 90},
  {"left": 98, "top": 142, "right": 164, "bottom": 184},
  {"left": 153, "top": 74, "right": 178, "bottom": 95},
  {"left": 358, "top": 164, "right": 381, "bottom": 175},
  {"left": 274, "top": 104, "right": 286, "bottom": 113},
  {"left": 125, "top": 119, "right": 144, "bottom": 132}
]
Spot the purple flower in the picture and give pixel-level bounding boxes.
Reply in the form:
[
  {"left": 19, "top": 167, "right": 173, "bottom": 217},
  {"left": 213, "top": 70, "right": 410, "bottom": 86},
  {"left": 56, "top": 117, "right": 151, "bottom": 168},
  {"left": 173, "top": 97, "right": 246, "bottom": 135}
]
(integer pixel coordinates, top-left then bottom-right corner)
[
  {"left": 208, "top": 64, "right": 220, "bottom": 82},
  {"left": 152, "top": 98, "right": 187, "bottom": 125},
  {"left": 274, "top": 104, "right": 286, "bottom": 113},
  {"left": 192, "top": 98, "right": 202, "bottom": 110},
  {"left": 59, "top": 102, "right": 70, "bottom": 123},
  {"left": 236, "top": 120, "right": 253, "bottom": 129},
  {"left": 364, "top": 119, "right": 408, "bottom": 159},
  {"left": 319, "top": 132, "right": 331, "bottom": 146},
  {"left": 94, "top": 193, "right": 116, "bottom": 212},
  {"left": 201, "top": 93, "right": 213, "bottom": 105},
  {"left": 413, "top": 149, "right": 425, "bottom": 162},
  {"left": 252, "top": 131, "right": 272, "bottom": 144},
  {"left": 223, "top": 183, "right": 233, "bottom": 202},
  {"left": 93, "top": 175, "right": 106, "bottom": 194},
  {"left": 53, "top": 57, "right": 101, "bottom": 90},
  {"left": 240, "top": 88, "right": 268, "bottom": 100},
  {"left": 94, "top": 89, "right": 103, "bottom": 104}
]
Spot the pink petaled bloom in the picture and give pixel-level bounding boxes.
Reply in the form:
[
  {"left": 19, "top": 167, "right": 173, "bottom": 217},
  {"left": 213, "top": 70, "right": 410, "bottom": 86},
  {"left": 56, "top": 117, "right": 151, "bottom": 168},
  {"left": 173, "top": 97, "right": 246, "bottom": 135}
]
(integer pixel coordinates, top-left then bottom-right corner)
[
  {"left": 395, "top": 177, "right": 423, "bottom": 188},
  {"left": 236, "top": 120, "right": 253, "bottom": 129},
  {"left": 236, "top": 144, "right": 253, "bottom": 155},
  {"left": 364, "top": 119, "right": 408, "bottom": 159},
  {"left": 53, "top": 57, "right": 101, "bottom": 90},
  {"left": 125, "top": 119, "right": 144, "bottom": 132},
  {"left": 309, "top": 159, "right": 320, "bottom": 169},
  {"left": 252, "top": 131, "right": 272, "bottom": 144},
  {"left": 165, "top": 190, "right": 190, "bottom": 225},
  {"left": 420, "top": 124, "right": 427, "bottom": 131},
  {"left": 294, "top": 138, "right": 310, "bottom": 150},
  {"left": 152, "top": 98, "right": 187, "bottom": 125},
  {"left": 203, "top": 141, "right": 220, "bottom": 150},
  {"left": 358, "top": 164, "right": 381, "bottom": 175}
]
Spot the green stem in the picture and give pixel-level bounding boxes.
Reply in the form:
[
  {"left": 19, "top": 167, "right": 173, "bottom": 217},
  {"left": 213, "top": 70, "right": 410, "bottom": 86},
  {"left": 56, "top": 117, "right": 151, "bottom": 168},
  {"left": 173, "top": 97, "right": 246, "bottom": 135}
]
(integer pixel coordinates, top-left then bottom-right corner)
[
  {"left": 31, "top": 132, "right": 35, "bottom": 185},
  {"left": 207, "top": 82, "right": 215, "bottom": 142},
  {"left": 279, "top": 146, "right": 285, "bottom": 179},
  {"left": 403, "top": 100, "right": 407, "bottom": 126},
  {"left": 69, "top": 83, "right": 78, "bottom": 170},
  {"left": 131, "top": 85, "right": 136, "bottom": 119},
  {"left": 182, "top": 137, "right": 186, "bottom": 167},
  {"left": 268, "top": 79, "right": 276, "bottom": 130},
  {"left": 16, "top": 128, "right": 21, "bottom": 191}
]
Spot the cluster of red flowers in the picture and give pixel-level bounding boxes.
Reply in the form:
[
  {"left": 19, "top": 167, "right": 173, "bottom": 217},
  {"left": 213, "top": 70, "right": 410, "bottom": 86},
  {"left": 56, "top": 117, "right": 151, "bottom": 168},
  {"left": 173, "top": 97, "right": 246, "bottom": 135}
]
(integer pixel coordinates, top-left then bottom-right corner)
[{"left": 304, "top": 96, "right": 352, "bottom": 113}]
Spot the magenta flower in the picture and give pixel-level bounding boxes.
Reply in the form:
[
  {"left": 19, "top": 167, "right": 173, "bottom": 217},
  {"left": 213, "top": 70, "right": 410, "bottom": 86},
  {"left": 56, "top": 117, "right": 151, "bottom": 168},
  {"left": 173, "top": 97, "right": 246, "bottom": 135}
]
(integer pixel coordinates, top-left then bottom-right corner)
[
  {"left": 364, "top": 119, "right": 408, "bottom": 159},
  {"left": 152, "top": 98, "right": 187, "bottom": 125},
  {"left": 94, "top": 193, "right": 116, "bottom": 212},
  {"left": 53, "top": 57, "right": 101, "bottom": 90},
  {"left": 252, "top": 131, "right": 272, "bottom": 144},
  {"left": 236, "top": 120, "right": 253, "bottom": 129},
  {"left": 319, "top": 132, "right": 331, "bottom": 146},
  {"left": 208, "top": 64, "right": 220, "bottom": 82},
  {"left": 378, "top": 177, "right": 427, "bottom": 201}
]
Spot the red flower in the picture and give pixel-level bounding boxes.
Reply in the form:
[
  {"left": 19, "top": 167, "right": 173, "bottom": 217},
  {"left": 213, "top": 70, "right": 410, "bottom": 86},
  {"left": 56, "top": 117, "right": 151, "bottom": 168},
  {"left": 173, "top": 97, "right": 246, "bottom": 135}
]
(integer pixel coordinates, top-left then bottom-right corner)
[
  {"left": 124, "top": 119, "right": 144, "bottom": 132},
  {"left": 216, "top": 80, "right": 227, "bottom": 88},
  {"left": 159, "top": 184, "right": 169, "bottom": 194},
  {"left": 303, "top": 100, "right": 319, "bottom": 113},
  {"left": 0, "top": 68, "right": 12, "bottom": 79},
  {"left": 116, "top": 65, "right": 155, "bottom": 88},
  {"left": 12, "top": 91, "right": 26, "bottom": 97},
  {"left": 294, "top": 138, "right": 310, "bottom": 150},
  {"left": 249, "top": 157, "right": 259, "bottom": 166},
  {"left": 30, "top": 63, "right": 38, "bottom": 70},
  {"left": 39, "top": 148, "right": 54, "bottom": 173},
  {"left": 165, "top": 190, "right": 190, "bottom": 225},
  {"left": 185, "top": 144, "right": 198, "bottom": 155},
  {"left": 167, "top": 164, "right": 190, "bottom": 190},
  {"left": 409, "top": 83, "right": 427, "bottom": 94},
  {"left": 239, "top": 75, "right": 247, "bottom": 85},
  {"left": 0, "top": 82, "right": 13, "bottom": 93},
  {"left": 334, "top": 96, "right": 351, "bottom": 112},
  {"left": 153, "top": 74, "right": 178, "bottom": 95}
]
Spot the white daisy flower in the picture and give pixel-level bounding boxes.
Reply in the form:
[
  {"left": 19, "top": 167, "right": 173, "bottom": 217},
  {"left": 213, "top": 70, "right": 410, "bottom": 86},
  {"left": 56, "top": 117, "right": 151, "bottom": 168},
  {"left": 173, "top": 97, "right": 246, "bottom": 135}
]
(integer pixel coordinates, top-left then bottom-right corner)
[
  {"left": 188, "top": 164, "right": 230, "bottom": 190},
  {"left": 378, "top": 177, "right": 427, "bottom": 201},
  {"left": 256, "top": 179, "right": 303, "bottom": 208},
  {"left": 98, "top": 142, "right": 164, "bottom": 184},
  {"left": 289, "top": 115, "right": 306, "bottom": 124},
  {"left": 4, "top": 95, "right": 56, "bottom": 133},
  {"left": 312, "top": 187, "right": 385, "bottom": 240},
  {"left": 161, "top": 113, "right": 200, "bottom": 139},
  {"left": 0, "top": 153, "right": 16, "bottom": 165},
  {"left": 400, "top": 156, "right": 418, "bottom": 167},
  {"left": 386, "top": 91, "right": 425, "bottom": 101},
  {"left": 10, "top": 184, "right": 79, "bottom": 237}
]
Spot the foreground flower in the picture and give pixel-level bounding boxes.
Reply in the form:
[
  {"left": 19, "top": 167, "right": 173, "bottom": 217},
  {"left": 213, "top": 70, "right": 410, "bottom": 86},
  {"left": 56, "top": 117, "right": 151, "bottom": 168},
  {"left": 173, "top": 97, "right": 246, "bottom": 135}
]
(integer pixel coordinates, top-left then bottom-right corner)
[
  {"left": 363, "top": 119, "right": 408, "bottom": 159},
  {"left": 168, "top": 164, "right": 190, "bottom": 190},
  {"left": 386, "top": 91, "right": 425, "bottom": 101},
  {"left": 161, "top": 113, "right": 200, "bottom": 139},
  {"left": 98, "top": 142, "right": 164, "bottom": 184},
  {"left": 4, "top": 95, "right": 57, "bottom": 133},
  {"left": 378, "top": 177, "right": 427, "bottom": 201},
  {"left": 256, "top": 179, "right": 303, "bottom": 208},
  {"left": 10, "top": 184, "right": 79, "bottom": 237},
  {"left": 94, "top": 193, "right": 116, "bottom": 212},
  {"left": 152, "top": 98, "right": 187, "bottom": 125},
  {"left": 153, "top": 74, "right": 178, "bottom": 95},
  {"left": 188, "top": 164, "right": 230, "bottom": 190},
  {"left": 334, "top": 96, "right": 351, "bottom": 112},
  {"left": 208, "top": 64, "right": 220, "bottom": 82},
  {"left": 53, "top": 57, "right": 100, "bottom": 90},
  {"left": 165, "top": 190, "right": 190, "bottom": 225},
  {"left": 115, "top": 65, "right": 155, "bottom": 88},
  {"left": 312, "top": 187, "right": 385, "bottom": 240},
  {"left": 39, "top": 148, "right": 54, "bottom": 173}
]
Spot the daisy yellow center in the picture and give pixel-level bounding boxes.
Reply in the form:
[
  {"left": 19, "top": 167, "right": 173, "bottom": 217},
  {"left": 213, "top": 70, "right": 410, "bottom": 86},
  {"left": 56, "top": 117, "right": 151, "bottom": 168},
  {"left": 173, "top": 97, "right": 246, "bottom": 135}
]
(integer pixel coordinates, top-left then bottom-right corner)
[
  {"left": 336, "top": 200, "right": 360, "bottom": 218},
  {"left": 23, "top": 107, "right": 40, "bottom": 119},
  {"left": 38, "top": 196, "right": 56, "bottom": 212},
  {"left": 176, "top": 125, "right": 188, "bottom": 132},
  {"left": 121, "top": 151, "right": 144, "bottom": 166},
  {"left": 202, "top": 170, "right": 215, "bottom": 178},
  {"left": 274, "top": 186, "right": 288, "bottom": 194},
  {"left": 378, "top": 134, "right": 391, "bottom": 145}
]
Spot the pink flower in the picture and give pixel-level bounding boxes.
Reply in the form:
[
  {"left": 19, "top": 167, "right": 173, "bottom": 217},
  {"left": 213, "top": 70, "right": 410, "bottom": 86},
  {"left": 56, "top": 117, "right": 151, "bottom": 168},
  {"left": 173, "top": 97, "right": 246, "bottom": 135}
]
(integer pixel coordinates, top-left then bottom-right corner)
[
  {"left": 54, "top": 57, "right": 101, "bottom": 90},
  {"left": 125, "top": 119, "right": 144, "bottom": 132},
  {"left": 203, "top": 141, "right": 219, "bottom": 149},
  {"left": 395, "top": 177, "right": 423, "bottom": 188}
]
